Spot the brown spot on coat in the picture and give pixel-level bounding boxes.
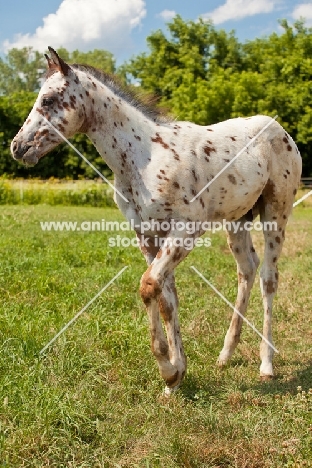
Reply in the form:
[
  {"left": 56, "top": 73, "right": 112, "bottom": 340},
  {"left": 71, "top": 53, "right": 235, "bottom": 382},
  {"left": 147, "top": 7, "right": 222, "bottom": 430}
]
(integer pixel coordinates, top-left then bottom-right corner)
[
  {"left": 192, "top": 169, "right": 198, "bottom": 181},
  {"left": 228, "top": 174, "right": 237, "bottom": 184},
  {"left": 204, "top": 146, "right": 216, "bottom": 157},
  {"left": 263, "top": 179, "right": 276, "bottom": 204},
  {"left": 159, "top": 295, "right": 174, "bottom": 322},
  {"left": 171, "top": 148, "right": 180, "bottom": 160},
  {"left": 264, "top": 280, "right": 275, "bottom": 294},
  {"left": 165, "top": 370, "right": 179, "bottom": 387},
  {"left": 172, "top": 249, "right": 183, "bottom": 262},
  {"left": 152, "top": 133, "right": 168, "bottom": 149}
]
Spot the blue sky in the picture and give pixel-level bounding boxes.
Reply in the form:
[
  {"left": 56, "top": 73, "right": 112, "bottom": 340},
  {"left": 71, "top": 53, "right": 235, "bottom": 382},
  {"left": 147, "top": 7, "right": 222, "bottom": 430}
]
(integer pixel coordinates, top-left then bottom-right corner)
[{"left": 1, "top": 0, "right": 311, "bottom": 65}]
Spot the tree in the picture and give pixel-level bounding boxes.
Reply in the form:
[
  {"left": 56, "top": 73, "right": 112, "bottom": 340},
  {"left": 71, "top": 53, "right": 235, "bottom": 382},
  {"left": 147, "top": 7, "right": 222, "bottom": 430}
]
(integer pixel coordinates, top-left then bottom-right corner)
[
  {"left": 0, "top": 48, "right": 45, "bottom": 95},
  {"left": 124, "top": 16, "right": 243, "bottom": 123}
]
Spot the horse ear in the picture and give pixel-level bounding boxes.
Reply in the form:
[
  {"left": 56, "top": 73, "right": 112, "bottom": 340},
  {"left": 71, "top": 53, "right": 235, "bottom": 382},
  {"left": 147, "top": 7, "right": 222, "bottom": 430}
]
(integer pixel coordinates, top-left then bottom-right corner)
[{"left": 45, "top": 46, "right": 70, "bottom": 76}]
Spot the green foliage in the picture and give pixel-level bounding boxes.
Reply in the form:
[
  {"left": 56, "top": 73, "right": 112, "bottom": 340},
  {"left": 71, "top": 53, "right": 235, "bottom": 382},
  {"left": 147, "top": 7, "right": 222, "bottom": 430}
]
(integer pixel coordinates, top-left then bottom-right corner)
[
  {"left": 0, "top": 91, "right": 38, "bottom": 177},
  {"left": 0, "top": 47, "right": 45, "bottom": 94}
]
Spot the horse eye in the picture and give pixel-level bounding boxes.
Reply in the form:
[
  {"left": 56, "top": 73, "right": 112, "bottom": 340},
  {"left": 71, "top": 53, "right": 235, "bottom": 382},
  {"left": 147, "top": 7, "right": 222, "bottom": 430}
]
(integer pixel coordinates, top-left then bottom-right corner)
[{"left": 42, "top": 97, "right": 54, "bottom": 106}]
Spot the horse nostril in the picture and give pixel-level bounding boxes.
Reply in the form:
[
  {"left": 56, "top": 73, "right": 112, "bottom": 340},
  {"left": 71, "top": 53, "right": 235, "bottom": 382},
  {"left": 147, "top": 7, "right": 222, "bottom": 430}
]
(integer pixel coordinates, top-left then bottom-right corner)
[{"left": 11, "top": 140, "right": 31, "bottom": 160}]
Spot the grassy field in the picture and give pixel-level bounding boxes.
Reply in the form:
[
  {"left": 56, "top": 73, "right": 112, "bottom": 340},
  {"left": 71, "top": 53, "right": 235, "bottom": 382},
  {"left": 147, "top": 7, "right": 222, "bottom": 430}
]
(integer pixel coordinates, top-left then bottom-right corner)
[
  {"left": 0, "top": 178, "right": 115, "bottom": 207},
  {"left": 1, "top": 201, "right": 312, "bottom": 467}
]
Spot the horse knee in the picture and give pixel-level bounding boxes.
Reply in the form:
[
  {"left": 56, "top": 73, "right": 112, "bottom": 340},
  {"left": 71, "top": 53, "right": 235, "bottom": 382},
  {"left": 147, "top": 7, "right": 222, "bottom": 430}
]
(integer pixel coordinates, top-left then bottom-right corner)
[
  {"left": 140, "top": 267, "right": 162, "bottom": 305},
  {"left": 238, "top": 262, "right": 257, "bottom": 285}
]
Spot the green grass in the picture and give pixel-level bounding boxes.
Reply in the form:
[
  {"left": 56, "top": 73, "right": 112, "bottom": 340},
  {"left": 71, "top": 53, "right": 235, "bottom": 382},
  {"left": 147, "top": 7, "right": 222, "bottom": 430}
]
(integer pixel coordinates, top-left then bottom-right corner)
[
  {"left": 1, "top": 204, "right": 312, "bottom": 467},
  {"left": 0, "top": 178, "right": 115, "bottom": 207}
]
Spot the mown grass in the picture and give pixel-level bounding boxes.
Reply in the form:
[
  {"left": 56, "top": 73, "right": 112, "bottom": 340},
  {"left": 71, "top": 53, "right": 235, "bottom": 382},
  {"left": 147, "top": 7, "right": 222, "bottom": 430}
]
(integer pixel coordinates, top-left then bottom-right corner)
[{"left": 0, "top": 202, "right": 312, "bottom": 467}]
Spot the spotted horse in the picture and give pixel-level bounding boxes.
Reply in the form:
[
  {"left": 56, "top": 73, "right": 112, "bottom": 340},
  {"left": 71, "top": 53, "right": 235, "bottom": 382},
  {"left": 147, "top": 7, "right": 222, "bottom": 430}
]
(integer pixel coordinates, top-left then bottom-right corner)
[{"left": 11, "top": 48, "right": 302, "bottom": 395}]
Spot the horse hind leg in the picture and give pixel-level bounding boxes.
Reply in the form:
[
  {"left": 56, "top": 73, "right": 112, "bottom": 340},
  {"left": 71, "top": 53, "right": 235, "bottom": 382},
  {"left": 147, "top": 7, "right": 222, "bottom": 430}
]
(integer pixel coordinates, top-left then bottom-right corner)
[
  {"left": 217, "top": 223, "right": 260, "bottom": 367},
  {"left": 258, "top": 197, "right": 292, "bottom": 379}
]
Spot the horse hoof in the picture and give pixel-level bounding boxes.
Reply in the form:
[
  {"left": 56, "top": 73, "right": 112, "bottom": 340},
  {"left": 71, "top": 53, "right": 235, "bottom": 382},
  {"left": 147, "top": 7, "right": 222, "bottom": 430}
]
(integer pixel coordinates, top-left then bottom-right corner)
[
  {"left": 260, "top": 374, "right": 274, "bottom": 381},
  {"left": 216, "top": 357, "right": 228, "bottom": 368},
  {"left": 164, "top": 384, "right": 180, "bottom": 397}
]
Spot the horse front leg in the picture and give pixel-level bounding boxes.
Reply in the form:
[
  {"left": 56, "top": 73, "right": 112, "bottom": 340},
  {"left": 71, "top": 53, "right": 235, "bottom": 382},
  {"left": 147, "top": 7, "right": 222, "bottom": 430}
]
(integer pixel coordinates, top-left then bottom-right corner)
[{"left": 138, "top": 232, "right": 192, "bottom": 393}]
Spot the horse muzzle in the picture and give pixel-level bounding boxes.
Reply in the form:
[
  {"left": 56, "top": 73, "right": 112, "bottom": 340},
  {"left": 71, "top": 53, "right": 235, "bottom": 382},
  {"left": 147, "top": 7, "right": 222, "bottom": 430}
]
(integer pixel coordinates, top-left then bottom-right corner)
[{"left": 11, "top": 138, "right": 39, "bottom": 166}]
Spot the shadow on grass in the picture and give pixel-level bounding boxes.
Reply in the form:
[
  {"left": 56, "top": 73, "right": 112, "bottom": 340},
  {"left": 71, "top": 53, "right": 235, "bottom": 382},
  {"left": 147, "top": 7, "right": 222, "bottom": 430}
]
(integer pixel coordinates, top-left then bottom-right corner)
[
  {"left": 252, "top": 360, "right": 312, "bottom": 396},
  {"left": 178, "top": 357, "right": 312, "bottom": 402},
  {"left": 179, "top": 373, "right": 226, "bottom": 404}
]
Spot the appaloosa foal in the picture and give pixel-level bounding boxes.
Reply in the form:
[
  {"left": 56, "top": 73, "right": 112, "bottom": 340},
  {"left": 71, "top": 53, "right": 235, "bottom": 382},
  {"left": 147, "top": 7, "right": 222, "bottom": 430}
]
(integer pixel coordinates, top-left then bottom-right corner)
[{"left": 11, "top": 48, "right": 302, "bottom": 394}]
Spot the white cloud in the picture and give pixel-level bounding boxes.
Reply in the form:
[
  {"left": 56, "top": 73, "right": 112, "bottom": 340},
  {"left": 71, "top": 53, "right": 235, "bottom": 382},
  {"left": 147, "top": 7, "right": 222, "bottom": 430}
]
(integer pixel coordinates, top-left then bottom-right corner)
[
  {"left": 202, "top": 0, "right": 277, "bottom": 25},
  {"left": 2, "top": 0, "right": 146, "bottom": 54},
  {"left": 292, "top": 3, "right": 312, "bottom": 26},
  {"left": 158, "top": 10, "right": 176, "bottom": 21}
]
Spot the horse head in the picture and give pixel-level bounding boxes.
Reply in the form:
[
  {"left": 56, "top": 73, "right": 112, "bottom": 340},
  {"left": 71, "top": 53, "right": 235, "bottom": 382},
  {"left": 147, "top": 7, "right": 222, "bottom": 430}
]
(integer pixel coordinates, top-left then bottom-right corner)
[{"left": 11, "top": 47, "right": 86, "bottom": 166}]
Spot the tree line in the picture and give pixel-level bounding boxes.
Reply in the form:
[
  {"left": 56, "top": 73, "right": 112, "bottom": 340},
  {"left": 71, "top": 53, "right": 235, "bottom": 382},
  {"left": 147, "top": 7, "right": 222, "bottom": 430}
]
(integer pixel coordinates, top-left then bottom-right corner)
[{"left": 1, "top": 16, "right": 311, "bottom": 178}]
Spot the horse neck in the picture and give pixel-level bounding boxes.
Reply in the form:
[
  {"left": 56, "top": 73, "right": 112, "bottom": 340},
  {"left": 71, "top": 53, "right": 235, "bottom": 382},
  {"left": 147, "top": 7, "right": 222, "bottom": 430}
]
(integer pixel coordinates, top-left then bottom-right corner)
[{"left": 81, "top": 78, "right": 157, "bottom": 175}]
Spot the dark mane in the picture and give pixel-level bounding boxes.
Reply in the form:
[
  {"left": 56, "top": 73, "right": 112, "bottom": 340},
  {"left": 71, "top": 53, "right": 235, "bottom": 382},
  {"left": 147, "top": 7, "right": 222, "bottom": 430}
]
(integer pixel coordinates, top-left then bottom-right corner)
[{"left": 71, "top": 64, "right": 171, "bottom": 124}]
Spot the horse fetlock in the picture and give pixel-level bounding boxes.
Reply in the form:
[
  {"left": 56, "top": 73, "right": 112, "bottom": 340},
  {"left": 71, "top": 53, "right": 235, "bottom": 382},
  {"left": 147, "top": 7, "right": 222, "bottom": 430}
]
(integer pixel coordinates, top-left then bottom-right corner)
[
  {"left": 164, "top": 383, "right": 181, "bottom": 397},
  {"left": 217, "top": 348, "right": 234, "bottom": 367},
  {"left": 260, "top": 361, "right": 274, "bottom": 378},
  {"left": 163, "top": 367, "right": 185, "bottom": 389}
]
